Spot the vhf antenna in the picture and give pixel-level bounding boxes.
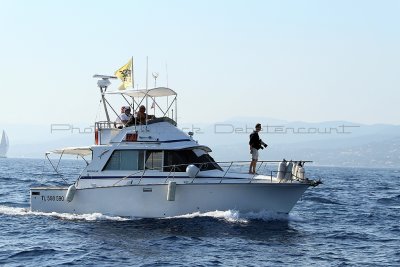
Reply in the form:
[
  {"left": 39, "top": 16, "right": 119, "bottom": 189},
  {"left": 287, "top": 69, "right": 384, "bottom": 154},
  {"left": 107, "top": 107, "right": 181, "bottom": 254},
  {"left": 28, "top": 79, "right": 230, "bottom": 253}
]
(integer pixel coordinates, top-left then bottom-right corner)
[{"left": 152, "top": 72, "right": 159, "bottom": 87}]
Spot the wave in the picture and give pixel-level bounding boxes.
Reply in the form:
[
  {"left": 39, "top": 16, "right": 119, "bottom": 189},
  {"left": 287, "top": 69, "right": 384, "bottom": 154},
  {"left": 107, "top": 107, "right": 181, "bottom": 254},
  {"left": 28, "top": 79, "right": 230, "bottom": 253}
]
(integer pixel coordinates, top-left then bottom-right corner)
[
  {"left": 306, "top": 196, "right": 341, "bottom": 205},
  {"left": 377, "top": 195, "right": 400, "bottom": 205},
  {"left": 0, "top": 205, "right": 130, "bottom": 221},
  {"left": 168, "top": 209, "right": 299, "bottom": 223},
  {"left": 8, "top": 248, "right": 57, "bottom": 259},
  {"left": 169, "top": 210, "right": 248, "bottom": 223}
]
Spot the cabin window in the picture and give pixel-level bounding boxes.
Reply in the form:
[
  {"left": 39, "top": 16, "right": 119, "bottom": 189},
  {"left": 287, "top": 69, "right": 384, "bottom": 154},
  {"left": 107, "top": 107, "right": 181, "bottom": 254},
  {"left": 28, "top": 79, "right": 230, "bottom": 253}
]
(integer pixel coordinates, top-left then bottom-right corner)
[
  {"left": 145, "top": 150, "right": 163, "bottom": 171},
  {"left": 163, "top": 149, "right": 222, "bottom": 172},
  {"left": 103, "top": 150, "right": 144, "bottom": 171}
]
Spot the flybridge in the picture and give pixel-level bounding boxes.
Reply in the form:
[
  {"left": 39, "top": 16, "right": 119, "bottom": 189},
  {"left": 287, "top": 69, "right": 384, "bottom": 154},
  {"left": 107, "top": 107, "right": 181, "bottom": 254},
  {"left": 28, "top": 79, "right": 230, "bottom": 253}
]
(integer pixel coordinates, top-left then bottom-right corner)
[
  {"left": 105, "top": 87, "right": 178, "bottom": 124},
  {"left": 94, "top": 74, "right": 178, "bottom": 124},
  {"left": 92, "top": 74, "right": 178, "bottom": 146}
]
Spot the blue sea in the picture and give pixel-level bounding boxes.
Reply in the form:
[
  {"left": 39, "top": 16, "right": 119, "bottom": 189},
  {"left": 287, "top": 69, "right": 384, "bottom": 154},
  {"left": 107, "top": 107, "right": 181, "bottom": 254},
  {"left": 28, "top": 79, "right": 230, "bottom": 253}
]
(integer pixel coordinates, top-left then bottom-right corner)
[{"left": 0, "top": 158, "right": 399, "bottom": 266}]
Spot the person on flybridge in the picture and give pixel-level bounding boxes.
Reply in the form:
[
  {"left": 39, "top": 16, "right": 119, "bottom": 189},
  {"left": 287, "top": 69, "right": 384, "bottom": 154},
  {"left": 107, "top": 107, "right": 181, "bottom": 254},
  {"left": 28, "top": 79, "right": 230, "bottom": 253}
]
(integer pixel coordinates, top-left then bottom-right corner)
[
  {"left": 115, "top": 106, "right": 132, "bottom": 127},
  {"left": 136, "top": 105, "right": 147, "bottom": 124},
  {"left": 249, "top": 123, "right": 268, "bottom": 174},
  {"left": 125, "top": 105, "right": 156, "bottom": 126}
]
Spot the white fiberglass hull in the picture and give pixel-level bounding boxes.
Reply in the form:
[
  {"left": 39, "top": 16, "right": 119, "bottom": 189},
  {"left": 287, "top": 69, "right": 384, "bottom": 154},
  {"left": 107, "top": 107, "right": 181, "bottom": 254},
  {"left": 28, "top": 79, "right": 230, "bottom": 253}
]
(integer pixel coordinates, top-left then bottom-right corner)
[{"left": 30, "top": 182, "right": 309, "bottom": 218}]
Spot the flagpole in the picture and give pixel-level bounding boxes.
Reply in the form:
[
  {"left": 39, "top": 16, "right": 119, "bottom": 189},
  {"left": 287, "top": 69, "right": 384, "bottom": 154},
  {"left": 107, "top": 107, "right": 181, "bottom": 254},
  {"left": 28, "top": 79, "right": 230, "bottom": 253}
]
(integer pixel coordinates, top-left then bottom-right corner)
[{"left": 131, "top": 56, "right": 134, "bottom": 88}]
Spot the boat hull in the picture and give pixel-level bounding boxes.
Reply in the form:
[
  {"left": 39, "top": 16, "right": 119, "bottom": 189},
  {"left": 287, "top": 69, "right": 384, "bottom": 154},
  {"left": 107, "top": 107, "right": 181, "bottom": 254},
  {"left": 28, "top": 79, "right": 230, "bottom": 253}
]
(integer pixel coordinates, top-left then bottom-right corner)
[{"left": 30, "top": 183, "right": 309, "bottom": 218}]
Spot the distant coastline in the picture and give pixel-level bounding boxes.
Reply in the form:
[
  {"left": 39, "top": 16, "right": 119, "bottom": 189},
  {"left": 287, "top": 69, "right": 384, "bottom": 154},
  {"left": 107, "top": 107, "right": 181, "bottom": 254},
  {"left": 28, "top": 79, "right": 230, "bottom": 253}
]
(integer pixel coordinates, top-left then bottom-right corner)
[{"left": 3, "top": 118, "right": 399, "bottom": 168}]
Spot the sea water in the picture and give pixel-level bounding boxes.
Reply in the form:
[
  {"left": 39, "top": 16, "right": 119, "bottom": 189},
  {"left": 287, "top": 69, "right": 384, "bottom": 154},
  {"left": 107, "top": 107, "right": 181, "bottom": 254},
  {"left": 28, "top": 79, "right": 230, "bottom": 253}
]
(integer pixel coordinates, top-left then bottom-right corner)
[{"left": 0, "top": 158, "right": 399, "bottom": 266}]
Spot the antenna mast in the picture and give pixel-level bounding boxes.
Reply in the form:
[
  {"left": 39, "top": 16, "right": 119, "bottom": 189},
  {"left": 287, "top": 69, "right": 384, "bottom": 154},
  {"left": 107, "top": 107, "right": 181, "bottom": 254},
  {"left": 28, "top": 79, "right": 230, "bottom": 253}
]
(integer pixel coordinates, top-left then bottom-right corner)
[
  {"left": 165, "top": 63, "right": 169, "bottom": 117},
  {"left": 165, "top": 63, "right": 169, "bottom": 88},
  {"left": 145, "top": 57, "right": 149, "bottom": 123},
  {"left": 146, "top": 56, "right": 148, "bottom": 90}
]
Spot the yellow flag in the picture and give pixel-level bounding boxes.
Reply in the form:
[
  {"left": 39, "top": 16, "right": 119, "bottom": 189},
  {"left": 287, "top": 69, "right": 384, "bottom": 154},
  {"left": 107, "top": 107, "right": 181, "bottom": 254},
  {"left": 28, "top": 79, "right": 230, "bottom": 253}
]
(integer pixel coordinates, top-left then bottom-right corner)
[{"left": 114, "top": 58, "right": 133, "bottom": 90}]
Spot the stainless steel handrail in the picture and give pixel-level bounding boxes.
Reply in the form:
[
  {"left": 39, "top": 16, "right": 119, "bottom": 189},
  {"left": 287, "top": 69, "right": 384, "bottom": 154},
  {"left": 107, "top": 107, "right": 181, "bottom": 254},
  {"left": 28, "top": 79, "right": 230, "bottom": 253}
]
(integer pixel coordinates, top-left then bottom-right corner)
[{"left": 106, "top": 160, "right": 312, "bottom": 186}]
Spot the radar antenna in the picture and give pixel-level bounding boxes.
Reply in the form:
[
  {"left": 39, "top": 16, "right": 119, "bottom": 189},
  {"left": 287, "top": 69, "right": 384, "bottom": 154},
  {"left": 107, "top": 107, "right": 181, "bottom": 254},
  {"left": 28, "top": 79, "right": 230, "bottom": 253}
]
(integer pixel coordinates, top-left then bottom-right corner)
[{"left": 93, "top": 74, "right": 117, "bottom": 123}]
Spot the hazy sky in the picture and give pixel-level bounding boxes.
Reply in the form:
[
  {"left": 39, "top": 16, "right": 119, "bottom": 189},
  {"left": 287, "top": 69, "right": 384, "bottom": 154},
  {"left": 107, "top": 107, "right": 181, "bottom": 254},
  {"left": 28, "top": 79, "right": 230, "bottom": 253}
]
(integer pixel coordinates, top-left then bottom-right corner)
[{"left": 0, "top": 0, "right": 399, "bottom": 126}]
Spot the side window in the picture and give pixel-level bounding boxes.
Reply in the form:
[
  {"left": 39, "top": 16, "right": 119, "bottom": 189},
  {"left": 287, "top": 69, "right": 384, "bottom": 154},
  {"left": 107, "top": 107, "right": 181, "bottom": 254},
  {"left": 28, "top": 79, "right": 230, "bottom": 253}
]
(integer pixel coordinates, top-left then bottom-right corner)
[
  {"left": 145, "top": 150, "right": 163, "bottom": 171},
  {"left": 103, "top": 150, "right": 144, "bottom": 171}
]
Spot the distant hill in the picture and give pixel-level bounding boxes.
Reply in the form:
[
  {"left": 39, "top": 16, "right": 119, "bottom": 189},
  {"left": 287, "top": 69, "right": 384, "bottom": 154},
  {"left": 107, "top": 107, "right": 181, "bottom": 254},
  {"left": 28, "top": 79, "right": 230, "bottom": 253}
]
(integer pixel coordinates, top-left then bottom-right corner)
[
  {"left": 2, "top": 118, "right": 400, "bottom": 167},
  {"left": 181, "top": 118, "right": 400, "bottom": 168}
]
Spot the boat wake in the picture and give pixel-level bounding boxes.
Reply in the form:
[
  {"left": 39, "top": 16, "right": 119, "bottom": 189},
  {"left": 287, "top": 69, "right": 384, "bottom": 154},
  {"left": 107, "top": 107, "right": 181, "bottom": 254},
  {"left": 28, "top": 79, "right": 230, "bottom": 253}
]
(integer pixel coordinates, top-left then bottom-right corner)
[
  {"left": 169, "top": 209, "right": 301, "bottom": 223},
  {"left": 0, "top": 205, "right": 302, "bottom": 223},
  {"left": 170, "top": 210, "right": 247, "bottom": 223},
  {"left": 0, "top": 205, "right": 130, "bottom": 221}
]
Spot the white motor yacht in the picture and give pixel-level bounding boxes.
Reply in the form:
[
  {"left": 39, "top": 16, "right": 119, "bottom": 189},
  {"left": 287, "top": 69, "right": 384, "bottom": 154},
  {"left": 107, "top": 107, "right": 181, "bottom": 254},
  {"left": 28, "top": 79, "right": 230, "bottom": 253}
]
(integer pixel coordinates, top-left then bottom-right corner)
[{"left": 30, "top": 75, "right": 320, "bottom": 218}]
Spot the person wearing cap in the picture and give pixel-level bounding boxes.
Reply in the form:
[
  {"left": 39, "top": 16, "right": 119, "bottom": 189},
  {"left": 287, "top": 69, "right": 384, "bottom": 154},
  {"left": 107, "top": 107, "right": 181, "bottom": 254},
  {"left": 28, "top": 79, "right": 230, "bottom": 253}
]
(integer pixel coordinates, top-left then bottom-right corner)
[
  {"left": 115, "top": 106, "right": 132, "bottom": 127},
  {"left": 124, "top": 106, "right": 132, "bottom": 118}
]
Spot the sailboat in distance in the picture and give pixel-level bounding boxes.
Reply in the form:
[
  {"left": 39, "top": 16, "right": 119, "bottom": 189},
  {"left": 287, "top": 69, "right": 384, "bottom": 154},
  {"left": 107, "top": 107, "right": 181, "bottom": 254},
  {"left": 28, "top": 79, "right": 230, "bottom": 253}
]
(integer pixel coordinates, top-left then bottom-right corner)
[{"left": 0, "top": 130, "right": 9, "bottom": 158}]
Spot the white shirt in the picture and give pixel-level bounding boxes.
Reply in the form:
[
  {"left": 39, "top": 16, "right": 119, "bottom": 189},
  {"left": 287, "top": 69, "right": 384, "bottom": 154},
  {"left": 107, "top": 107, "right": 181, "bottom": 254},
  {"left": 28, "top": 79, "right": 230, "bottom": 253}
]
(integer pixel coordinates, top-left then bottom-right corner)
[{"left": 115, "top": 113, "right": 131, "bottom": 123}]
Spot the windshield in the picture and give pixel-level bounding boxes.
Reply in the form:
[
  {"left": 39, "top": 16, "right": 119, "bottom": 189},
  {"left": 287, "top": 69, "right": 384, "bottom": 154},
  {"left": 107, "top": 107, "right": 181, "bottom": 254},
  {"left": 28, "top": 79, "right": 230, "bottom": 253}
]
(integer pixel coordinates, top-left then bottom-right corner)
[{"left": 164, "top": 149, "right": 222, "bottom": 172}]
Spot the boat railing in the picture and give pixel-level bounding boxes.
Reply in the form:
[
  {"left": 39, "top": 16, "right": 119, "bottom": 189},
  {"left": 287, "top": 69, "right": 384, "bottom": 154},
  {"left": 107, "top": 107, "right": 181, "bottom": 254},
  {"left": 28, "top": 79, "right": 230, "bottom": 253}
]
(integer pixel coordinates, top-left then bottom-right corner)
[
  {"left": 95, "top": 121, "right": 123, "bottom": 145},
  {"left": 95, "top": 121, "right": 114, "bottom": 129},
  {"left": 215, "top": 160, "right": 312, "bottom": 183},
  {"left": 111, "top": 160, "right": 313, "bottom": 186},
  {"left": 95, "top": 116, "right": 177, "bottom": 130}
]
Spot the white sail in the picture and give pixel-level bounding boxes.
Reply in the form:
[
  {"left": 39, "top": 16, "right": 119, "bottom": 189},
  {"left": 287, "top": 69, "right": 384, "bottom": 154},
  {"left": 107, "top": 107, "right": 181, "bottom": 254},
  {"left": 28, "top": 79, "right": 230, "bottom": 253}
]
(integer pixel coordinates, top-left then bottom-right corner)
[{"left": 0, "top": 130, "right": 9, "bottom": 158}]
